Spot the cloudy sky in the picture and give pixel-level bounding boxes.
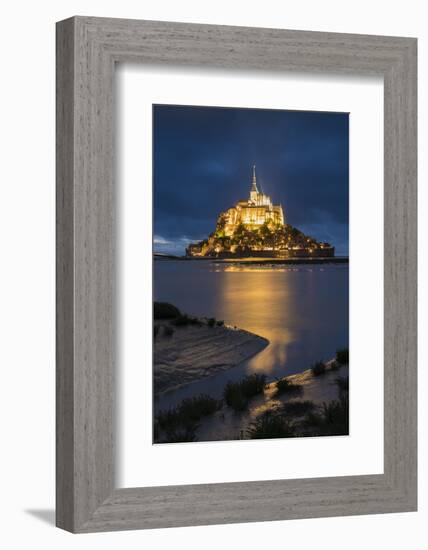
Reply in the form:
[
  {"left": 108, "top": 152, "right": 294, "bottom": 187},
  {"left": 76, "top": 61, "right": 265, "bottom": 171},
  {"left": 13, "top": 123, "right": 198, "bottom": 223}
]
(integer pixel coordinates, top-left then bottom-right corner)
[{"left": 153, "top": 104, "right": 349, "bottom": 256}]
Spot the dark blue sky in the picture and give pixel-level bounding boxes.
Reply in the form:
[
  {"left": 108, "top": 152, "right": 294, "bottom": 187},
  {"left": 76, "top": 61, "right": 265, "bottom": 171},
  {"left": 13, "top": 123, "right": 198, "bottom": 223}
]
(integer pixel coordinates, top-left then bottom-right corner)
[{"left": 153, "top": 105, "right": 349, "bottom": 256}]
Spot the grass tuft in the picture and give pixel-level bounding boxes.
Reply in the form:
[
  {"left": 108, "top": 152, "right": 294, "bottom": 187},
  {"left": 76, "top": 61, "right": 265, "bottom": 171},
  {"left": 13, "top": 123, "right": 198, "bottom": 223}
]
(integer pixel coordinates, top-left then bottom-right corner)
[
  {"left": 224, "top": 383, "right": 248, "bottom": 411},
  {"left": 246, "top": 411, "right": 295, "bottom": 439},
  {"left": 320, "top": 396, "right": 349, "bottom": 434},
  {"left": 224, "top": 374, "right": 267, "bottom": 411},
  {"left": 311, "top": 361, "right": 327, "bottom": 376},
  {"left": 302, "top": 410, "right": 324, "bottom": 429},
  {"left": 302, "top": 395, "right": 349, "bottom": 436},
  {"left": 171, "top": 314, "right": 202, "bottom": 327},
  {"left": 154, "top": 302, "right": 181, "bottom": 320},
  {"left": 282, "top": 400, "right": 315, "bottom": 416},
  {"left": 275, "top": 377, "right": 303, "bottom": 395},
  {"left": 179, "top": 395, "right": 222, "bottom": 422},
  {"left": 156, "top": 408, "right": 182, "bottom": 433},
  {"left": 155, "top": 394, "right": 222, "bottom": 443},
  {"left": 336, "top": 348, "right": 349, "bottom": 365},
  {"left": 240, "top": 373, "right": 267, "bottom": 397}
]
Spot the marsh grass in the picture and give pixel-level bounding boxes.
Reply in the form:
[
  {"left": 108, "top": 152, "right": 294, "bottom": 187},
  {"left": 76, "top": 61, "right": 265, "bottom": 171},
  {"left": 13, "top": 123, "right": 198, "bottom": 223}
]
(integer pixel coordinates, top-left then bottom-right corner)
[
  {"left": 336, "top": 348, "right": 349, "bottom": 365},
  {"left": 155, "top": 394, "right": 222, "bottom": 442},
  {"left": 179, "top": 395, "right": 222, "bottom": 422},
  {"left": 275, "top": 377, "right": 303, "bottom": 395},
  {"left": 241, "top": 373, "right": 267, "bottom": 397},
  {"left": 223, "top": 384, "right": 248, "bottom": 411},
  {"left": 154, "top": 302, "right": 181, "bottom": 320},
  {"left": 224, "top": 374, "right": 267, "bottom": 411},
  {"left": 282, "top": 400, "right": 315, "bottom": 416},
  {"left": 171, "top": 314, "right": 202, "bottom": 327},
  {"left": 170, "top": 314, "right": 188, "bottom": 326},
  {"left": 246, "top": 411, "right": 295, "bottom": 439},
  {"left": 303, "top": 395, "right": 349, "bottom": 436},
  {"left": 156, "top": 408, "right": 182, "bottom": 433},
  {"left": 311, "top": 361, "right": 327, "bottom": 376},
  {"left": 322, "top": 396, "right": 349, "bottom": 429},
  {"left": 302, "top": 410, "right": 324, "bottom": 429}
]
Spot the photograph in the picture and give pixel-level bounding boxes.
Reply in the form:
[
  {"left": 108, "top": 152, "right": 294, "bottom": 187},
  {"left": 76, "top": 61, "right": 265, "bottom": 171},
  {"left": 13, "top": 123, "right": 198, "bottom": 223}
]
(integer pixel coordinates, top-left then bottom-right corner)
[
  {"left": 153, "top": 104, "right": 349, "bottom": 444},
  {"left": 0, "top": 2, "right": 418, "bottom": 543}
]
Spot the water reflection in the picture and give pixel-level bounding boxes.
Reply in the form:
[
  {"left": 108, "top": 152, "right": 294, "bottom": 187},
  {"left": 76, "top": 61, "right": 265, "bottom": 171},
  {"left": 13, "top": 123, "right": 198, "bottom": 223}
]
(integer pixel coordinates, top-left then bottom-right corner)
[
  {"left": 154, "top": 260, "right": 348, "bottom": 409},
  {"left": 220, "top": 267, "right": 297, "bottom": 373}
]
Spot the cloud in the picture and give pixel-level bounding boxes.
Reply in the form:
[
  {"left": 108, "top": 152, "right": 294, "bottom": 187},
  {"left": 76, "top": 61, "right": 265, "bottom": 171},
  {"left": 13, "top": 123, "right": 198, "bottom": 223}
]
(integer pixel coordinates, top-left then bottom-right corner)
[
  {"left": 153, "top": 235, "right": 170, "bottom": 245},
  {"left": 153, "top": 235, "right": 196, "bottom": 256}
]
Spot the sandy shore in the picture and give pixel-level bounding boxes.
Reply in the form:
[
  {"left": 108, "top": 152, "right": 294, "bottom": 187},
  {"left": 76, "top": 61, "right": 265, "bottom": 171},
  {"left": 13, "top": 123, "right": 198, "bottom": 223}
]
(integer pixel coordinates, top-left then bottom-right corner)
[
  {"left": 196, "top": 360, "right": 349, "bottom": 441},
  {"left": 154, "top": 321, "right": 269, "bottom": 395}
]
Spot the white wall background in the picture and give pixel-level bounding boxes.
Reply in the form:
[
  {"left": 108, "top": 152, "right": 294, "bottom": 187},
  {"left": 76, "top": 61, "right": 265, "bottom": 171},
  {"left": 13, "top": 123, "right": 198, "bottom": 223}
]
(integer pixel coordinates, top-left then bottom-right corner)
[{"left": 0, "top": 1, "right": 425, "bottom": 548}]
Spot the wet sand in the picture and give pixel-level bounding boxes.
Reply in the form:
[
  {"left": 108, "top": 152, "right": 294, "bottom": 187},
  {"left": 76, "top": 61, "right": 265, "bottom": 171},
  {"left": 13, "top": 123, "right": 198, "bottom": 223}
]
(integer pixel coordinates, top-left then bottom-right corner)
[{"left": 154, "top": 321, "right": 269, "bottom": 395}]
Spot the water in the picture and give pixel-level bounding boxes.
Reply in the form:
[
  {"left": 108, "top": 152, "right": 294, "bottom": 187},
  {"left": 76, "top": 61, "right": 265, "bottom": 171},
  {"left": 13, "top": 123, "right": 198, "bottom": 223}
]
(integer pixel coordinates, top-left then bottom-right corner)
[{"left": 154, "top": 260, "right": 348, "bottom": 410}]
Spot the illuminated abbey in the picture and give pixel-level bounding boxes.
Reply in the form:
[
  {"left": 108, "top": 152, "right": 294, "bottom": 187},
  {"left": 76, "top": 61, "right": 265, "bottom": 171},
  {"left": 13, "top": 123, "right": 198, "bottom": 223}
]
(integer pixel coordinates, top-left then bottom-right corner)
[
  {"left": 186, "top": 166, "right": 334, "bottom": 259},
  {"left": 221, "top": 165, "right": 284, "bottom": 236}
]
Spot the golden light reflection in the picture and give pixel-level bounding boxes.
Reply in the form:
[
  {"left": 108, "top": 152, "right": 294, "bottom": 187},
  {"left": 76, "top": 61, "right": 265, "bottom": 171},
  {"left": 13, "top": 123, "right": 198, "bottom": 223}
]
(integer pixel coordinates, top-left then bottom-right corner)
[{"left": 218, "top": 267, "right": 298, "bottom": 373}]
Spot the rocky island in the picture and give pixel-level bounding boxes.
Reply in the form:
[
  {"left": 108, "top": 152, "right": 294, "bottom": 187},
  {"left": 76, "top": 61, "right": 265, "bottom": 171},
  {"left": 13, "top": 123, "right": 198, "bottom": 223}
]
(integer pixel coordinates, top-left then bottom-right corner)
[{"left": 186, "top": 165, "right": 335, "bottom": 259}]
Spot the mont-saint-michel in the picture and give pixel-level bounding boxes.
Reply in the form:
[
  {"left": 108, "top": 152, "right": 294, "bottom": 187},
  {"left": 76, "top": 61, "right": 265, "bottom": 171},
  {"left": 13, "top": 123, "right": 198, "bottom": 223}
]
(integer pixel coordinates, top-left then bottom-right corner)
[
  {"left": 186, "top": 166, "right": 335, "bottom": 259},
  {"left": 153, "top": 104, "right": 349, "bottom": 445}
]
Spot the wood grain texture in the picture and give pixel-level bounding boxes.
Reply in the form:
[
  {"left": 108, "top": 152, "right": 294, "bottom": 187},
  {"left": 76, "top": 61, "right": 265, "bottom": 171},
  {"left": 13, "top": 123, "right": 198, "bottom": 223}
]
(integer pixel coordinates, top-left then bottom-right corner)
[
  {"left": 56, "top": 16, "right": 417, "bottom": 533},
  {"left": 56, "top": 18, "right": 75, "bottom": 532}
]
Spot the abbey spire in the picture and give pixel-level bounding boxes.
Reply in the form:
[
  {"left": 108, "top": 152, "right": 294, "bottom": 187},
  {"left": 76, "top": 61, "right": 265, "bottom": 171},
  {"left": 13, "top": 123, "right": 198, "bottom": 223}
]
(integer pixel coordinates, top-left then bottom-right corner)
[{"left": 251, "top": 164, "right": 258, "bottom": 192}]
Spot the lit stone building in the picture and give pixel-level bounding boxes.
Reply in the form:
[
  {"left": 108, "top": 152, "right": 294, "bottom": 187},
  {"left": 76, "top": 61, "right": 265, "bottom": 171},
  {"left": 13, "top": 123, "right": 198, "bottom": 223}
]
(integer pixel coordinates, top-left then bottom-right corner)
[
  {"left": 221, "top": 166, "right": 284, "bottom": 236},
  {"left": 186, "top": 165, "right": 334, "bottom": 258}
]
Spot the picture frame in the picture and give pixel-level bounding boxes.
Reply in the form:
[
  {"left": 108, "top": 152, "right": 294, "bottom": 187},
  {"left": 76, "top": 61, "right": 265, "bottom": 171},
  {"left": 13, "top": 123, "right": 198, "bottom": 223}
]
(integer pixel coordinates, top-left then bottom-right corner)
[{"left": 56, "top": 16, "right": 417, "bottom": 533}]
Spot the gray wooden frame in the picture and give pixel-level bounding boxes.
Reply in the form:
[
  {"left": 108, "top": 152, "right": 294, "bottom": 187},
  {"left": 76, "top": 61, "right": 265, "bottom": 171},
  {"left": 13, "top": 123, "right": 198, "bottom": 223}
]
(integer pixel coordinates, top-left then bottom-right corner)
[{"left": 56, "top": 16, "right": 417, "bottom": 533}]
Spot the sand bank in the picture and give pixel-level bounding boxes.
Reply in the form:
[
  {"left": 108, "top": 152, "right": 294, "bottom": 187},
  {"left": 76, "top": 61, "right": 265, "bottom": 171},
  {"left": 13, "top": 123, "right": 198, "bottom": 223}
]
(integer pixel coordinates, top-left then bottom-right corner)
[{"left": 154, "top": 321, "right": 269, "bottom": 395}]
